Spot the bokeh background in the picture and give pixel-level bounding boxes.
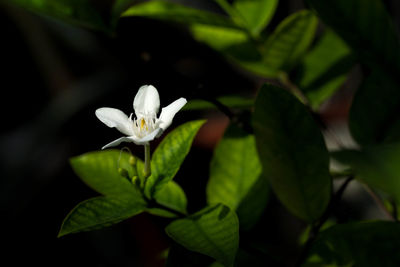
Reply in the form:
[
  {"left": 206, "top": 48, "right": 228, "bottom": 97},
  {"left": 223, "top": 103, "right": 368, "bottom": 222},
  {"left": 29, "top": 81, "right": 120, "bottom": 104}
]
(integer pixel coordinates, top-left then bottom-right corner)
[{"left": 1, "top": 0, "right": 399, "bottom": 266}]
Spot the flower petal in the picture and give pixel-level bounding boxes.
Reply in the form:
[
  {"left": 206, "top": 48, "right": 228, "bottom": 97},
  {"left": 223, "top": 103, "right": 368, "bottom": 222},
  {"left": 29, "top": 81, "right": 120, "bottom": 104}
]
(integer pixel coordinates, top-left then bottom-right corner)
[
  {"left": 137, "top": 128, "right": 162, "bottom": 144},
  {"left": 158, "top": 98, "right": 187, "bottom": 130},
  {"left": 95, "top": 108, "right": 133, "bottom": 136},
  {"left": 101, "top": 136, "right": 140, "bottom": 149},
  {"left": 133, "top": 85, "right": 160, "bottom": 117}
]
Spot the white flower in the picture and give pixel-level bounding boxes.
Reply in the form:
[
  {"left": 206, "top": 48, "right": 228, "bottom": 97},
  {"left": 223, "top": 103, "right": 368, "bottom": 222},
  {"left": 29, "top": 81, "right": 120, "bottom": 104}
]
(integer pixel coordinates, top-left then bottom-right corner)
[{"left": 95, "top": 85, "right": 187, "bottom": 149}]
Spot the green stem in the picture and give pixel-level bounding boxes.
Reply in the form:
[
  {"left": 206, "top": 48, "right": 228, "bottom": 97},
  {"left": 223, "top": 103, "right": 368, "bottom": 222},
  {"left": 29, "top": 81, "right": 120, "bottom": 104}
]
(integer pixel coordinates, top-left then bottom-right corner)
[{"left": 144, "top": 143, "right": 151, "bottom": 178}]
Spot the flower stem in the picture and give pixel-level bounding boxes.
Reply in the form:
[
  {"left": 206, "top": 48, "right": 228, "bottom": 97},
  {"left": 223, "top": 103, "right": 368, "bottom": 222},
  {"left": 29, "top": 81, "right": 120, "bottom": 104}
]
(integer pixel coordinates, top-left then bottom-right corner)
[{"left": 144, "top": 144, "right": 151, "bottom": 178}]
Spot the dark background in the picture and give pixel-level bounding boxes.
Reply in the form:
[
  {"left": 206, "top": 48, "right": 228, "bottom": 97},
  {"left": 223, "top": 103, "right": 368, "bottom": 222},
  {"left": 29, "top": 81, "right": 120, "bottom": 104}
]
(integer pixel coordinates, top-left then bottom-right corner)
[{"left": 1, "top": 0, "right": 399, "bottom": 266}]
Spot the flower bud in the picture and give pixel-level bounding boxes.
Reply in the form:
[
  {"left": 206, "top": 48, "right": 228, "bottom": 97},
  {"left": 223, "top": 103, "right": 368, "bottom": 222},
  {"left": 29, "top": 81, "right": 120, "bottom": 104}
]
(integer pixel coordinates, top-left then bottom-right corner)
[{"left": 129, "top": 156, "right": 137, "bottom": 166}]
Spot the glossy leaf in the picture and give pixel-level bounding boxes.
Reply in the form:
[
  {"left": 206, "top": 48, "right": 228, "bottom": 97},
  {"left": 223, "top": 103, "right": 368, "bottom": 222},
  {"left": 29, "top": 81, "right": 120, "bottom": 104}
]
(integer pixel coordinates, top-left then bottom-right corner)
[
  {"left": 207, "top": 124, "right": 268, "bottom": 229},
  {"left": 153, "top": 181, "right": 188, "bottom": 215},
  {"left": 332, "top": 143, "right": 400, "bottom": 202},
  {"left": 304, "top": 221, "right": 400, "bottom": 266},
  {"left": 253, "top": 84, "right": 331, "bottom": 222},
  {"left": 122, "top": 0, "right": 238, "bottom": 28},
  {"left": 10, "top": 0, "right": 107, "bottom": 31},
  {"left": 232, "top": 0, "right": 278, "bottom": 37},
  {"left": 165, "top": 204, "right": 239, "bottom": 267},
  {"left": 306, "top": 0, "right": 400, "bottom": 81},
  {"left": 59, "top": 196, "right": 145, "bottom": 237},
  {"left": 190, "top": 23, "right": 261, "bottom": 61},
  {"left": 70, "top": 150, "right": 142, "bottom": 199},
  {"left": 261, "top": 10, "right": 318, "bottom": 77},
  {"left": 145, "top": 120, "right": 206, "bottom": 197},
  {"left": 349, "top": 70, "right": 400, "bottom": 146},
  {"left": 295, "top": 29, "right": 355, "bottom": 109}
]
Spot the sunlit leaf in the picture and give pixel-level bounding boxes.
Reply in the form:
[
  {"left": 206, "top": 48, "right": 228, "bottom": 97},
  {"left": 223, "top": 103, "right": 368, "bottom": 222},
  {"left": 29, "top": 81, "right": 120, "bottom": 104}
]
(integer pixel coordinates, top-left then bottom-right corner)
[
  {"left": 349, "top": 70, "right": 400, "bottom": 146},
  {"left": 306, "top": 0, "right": 400, "bottom": 81},
  {"left": 122, "top": 0, "right": 238, "bottom": 28},
  {"left": 70, "top": 150, "right": 143, "bottom": 199},
  {"left": 232, "top": 0, "right": 278, "bottom": 37},
  {"left": 304, "top": 221, "right": 400, "bottom": 266},
  {"left": 207, "top": 124, "right": 269, "bottom": 229},
  {"left": 145, "top": 120, "right": 206, "bottom": 198},
  {"left": 183, "top": 96, "right": 254, "bottom": 111},
  {"left": 166, "top": 204, "right": 239, "bottom": 267},
  {"left": 261, "top": 10, "right": 318, "bottom": 77},
  {"left": 332, "top": 143, "right": 400, "bottom": 202},
  {"left": 10, "top": 0, "right": 108, "bottom": 31},
  {"left": 253, "top": 84, "right": 331, "bottom": 222},
  {"left": 58, "top": 196, "right": 145, "bottom": 237},
  {"left": 295, "top": 29, "right": 355, "bottom": 109}
]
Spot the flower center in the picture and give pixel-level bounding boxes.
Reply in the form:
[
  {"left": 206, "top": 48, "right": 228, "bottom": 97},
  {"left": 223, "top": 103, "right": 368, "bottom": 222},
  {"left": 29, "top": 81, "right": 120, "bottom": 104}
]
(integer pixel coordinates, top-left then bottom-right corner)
[{"left": 132, "top": 115, "right": 156, "bottom": 138}]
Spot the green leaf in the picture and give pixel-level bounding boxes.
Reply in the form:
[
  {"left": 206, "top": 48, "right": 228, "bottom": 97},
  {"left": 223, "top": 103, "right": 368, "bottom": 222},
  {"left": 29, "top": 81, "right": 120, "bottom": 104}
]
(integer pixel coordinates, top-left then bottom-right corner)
[
  {"left": 305, "top": 221, "right": 400, "bottom": 266},
  {"left": 145, "top": 120, "right": 206, "bottom": 197},
  {"left": 165, "top": 204, "right": 239, "bottom": 267},
  {"left": 58, "top": 196, "right": 145, "bottom": 237},
  {"left": 295, "top": 29, "right": 355, "bottom": 109},
  {"left": 111, "top": 0, "right": 138, "bottom": 27},
  {"left": 122, "top": 0, "right": 238, "bottom": 28},
  {"left": 332, "top": 143, "right": 400, "bottom": 202},
  {"left": 153, "top": 181, "right": 188, "bottom": 216},
  {"left": 206, "top": 124, "right": 268, "bottom": 229},
  {"left": 306, "top": 0, "right": 400, "bottom": 82},
  {"left": 261, "top": 10, "right": 318, "bottom": 77},
  {"left": 232, "top": 0, "right": 278, "bottom": 37},
  {"left": 349, "top": 70, "right": 400, "bottom": 146},
  {"left": 183, "top": 96, "right": 254, "bottom": 111},
  {"left": 70, "top": 150, "right": 143, "bottom": 199},
  {"left": 9, "top": 0, "right": 108, "bottom": 32},
  {"left": 253, "top": 84, "right": 331, "bottom": 222}
]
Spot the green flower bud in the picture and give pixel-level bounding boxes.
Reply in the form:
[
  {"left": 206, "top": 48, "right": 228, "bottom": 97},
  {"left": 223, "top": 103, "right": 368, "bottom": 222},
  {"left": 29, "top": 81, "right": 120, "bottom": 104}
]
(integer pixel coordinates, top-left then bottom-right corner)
[{"left": 129, "top": 156, "right": 137, "bottom": 166}]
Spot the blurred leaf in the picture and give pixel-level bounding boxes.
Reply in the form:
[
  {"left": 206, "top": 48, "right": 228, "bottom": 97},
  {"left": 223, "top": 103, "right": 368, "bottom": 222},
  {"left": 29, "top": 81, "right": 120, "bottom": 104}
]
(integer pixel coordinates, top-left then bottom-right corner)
[
  {"left": 261, "top": 9, "right": 318, "bottom": 77},
  {"left": 332, "top": 143, "right": 400, "bottom": 202},
  {"left": 166, "top": 204, "right": 239, "bottom": 267},
  {"left": 304, "top": 221, "right": 400, "bottom": 266},
  {"left": 206, "top": 124, "right": 268, "bottom": 229},
  {"left": 253, "top": 84, "right": 331, "bottom": 222},
  {"left": 349, "top": 70, "right": 400, "bottom": 146},
  {"left": 183, "top": 96, "right": 254, "bottom": 111},
  {"left": 70, "top": 150, "right": 143, "bottom": 199},
  {"left": 145, "top": 120, "right": 206, "bottom": 198},
  {"left": 111, "top": 0, "right": 138, "bottom": 26},
  {"left": 295, "top": 29, "right": 355, "bottom": 109},
  {"left": 122, "top": 0, "right": 238, "bottom": 28},
  {"left": 306, "top": 0, "right": 400, "bottom": 82},
  {"left": 59, "top": 196, "right": 145, "bottom": 237},
  {"left": 232, "top": 0, "right": 278, "bottom": 37},
  {"left": 154, "top": 181, "right": 188, "bottom": 215},
  {"left": 10, "top": 0, "right": 108, "bottom": 31}
]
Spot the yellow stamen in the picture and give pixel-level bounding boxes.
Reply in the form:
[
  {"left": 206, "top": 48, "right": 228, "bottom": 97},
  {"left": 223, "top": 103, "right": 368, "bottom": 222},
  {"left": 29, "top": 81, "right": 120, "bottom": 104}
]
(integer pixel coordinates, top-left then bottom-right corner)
[{"left": 140, "top": 118, "right": 146, "bottom": 130}]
